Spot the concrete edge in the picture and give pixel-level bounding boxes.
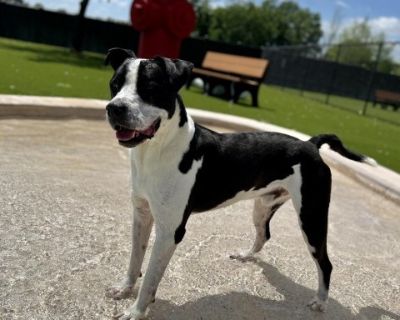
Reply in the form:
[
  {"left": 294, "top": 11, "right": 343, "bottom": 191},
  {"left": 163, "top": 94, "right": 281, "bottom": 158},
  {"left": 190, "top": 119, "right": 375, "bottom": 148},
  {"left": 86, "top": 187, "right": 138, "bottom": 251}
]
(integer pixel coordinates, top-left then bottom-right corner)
[{"left": 1, "top": 94, "right": 399, "bottom": 204}]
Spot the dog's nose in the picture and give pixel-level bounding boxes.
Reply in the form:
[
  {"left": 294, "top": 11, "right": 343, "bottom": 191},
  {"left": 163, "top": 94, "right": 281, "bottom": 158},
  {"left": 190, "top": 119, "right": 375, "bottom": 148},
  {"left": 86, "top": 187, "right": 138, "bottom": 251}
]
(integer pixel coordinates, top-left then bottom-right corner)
[{"left": 106, "top": 101, "right": 129, "bottom": 118}]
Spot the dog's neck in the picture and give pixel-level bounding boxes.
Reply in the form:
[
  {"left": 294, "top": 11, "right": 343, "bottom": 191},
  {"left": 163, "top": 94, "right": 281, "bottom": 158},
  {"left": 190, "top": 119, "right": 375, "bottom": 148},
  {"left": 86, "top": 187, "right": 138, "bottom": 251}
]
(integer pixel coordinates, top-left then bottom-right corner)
[{"left": 130, "top": 96, "right": 195, "bottom": 166}]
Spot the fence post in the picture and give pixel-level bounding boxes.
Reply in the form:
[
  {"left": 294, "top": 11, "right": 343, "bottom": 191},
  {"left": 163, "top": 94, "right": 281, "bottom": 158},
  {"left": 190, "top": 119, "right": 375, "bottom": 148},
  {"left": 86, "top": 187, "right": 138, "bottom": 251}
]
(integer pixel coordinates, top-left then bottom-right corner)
[
  {"left": 280, "top": 54, "right": 288, "bottom": 91},
  {"left": 362, "top": 42, "right": 383, "bottom": 115},
  {"left": 325, "top": 44, "right": 342, "bottom": 104},
  {"left": 298, "top": 46, "right": 309, "bottom": 96}
]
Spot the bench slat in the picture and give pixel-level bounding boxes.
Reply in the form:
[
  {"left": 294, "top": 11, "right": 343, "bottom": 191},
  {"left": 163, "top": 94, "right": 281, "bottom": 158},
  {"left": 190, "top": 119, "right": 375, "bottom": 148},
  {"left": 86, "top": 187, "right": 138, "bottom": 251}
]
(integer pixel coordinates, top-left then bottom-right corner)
[
  {"left": 202, "top": 51, "right": 268, "bottom": 79},
  {"left": 192, "top": 68, "right": 241, "bottom": 82}
]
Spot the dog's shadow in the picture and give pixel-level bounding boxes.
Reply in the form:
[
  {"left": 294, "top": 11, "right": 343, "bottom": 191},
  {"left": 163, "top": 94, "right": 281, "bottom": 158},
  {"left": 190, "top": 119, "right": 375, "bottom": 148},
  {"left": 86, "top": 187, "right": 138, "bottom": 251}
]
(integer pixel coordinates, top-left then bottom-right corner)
[{"left": 148, "top": 260, "right": 399, "bottom": 320}]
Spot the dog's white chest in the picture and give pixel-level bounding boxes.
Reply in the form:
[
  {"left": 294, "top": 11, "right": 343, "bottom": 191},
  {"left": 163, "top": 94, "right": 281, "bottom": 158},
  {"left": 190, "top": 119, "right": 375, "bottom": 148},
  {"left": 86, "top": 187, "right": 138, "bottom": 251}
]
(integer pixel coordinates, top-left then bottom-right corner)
[
  {"left": 129, "top": 135, "right": 200, "bottom": 204},
  {"left": 130, "top": 149, "right": 167, "bottom": 194}
]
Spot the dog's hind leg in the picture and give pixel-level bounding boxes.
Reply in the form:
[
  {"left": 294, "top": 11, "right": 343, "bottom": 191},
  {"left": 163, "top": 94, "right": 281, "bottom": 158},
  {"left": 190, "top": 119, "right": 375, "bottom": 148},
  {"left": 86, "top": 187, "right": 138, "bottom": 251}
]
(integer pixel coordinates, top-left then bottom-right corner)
[
  {"left": 230, "top": 189, "right": 289, "bottom": 262},
  {"left": 287, "top": 164, "right": 333, "bottom": 312},
  {"left": 106, "top": 197, "right": 154, "bottom": 300}
]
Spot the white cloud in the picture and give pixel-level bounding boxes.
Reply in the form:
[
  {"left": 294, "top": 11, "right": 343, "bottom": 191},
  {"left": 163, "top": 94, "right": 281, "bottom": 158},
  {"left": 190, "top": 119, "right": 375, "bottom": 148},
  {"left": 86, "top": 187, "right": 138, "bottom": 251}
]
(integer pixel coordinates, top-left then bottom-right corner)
[
  {"left": 106, "top": 0, "right": 130, "bottom": 8},
  {"left": 323, "top": 16, "right": 400, "bottom": 42},
  {"left": 322, "top": 16, "right": 400, "bottom": 61},
  {"left": 321, "top": 20, "right": 330, "bottom": 35},
  {"left": 392, "top": 45, "right": 400, "bottom": 62},
  {"left": 209, "top": 0, "right": 229, "bottom": 8},
  {"left": 335, "top": 0, "right": 349, "bottom": 9},
  {"left": 369, "top": 17, "right": 400, "bottom": 39},
  {"left": 24, "top": 0, "right": 78, "bottom": 13}
]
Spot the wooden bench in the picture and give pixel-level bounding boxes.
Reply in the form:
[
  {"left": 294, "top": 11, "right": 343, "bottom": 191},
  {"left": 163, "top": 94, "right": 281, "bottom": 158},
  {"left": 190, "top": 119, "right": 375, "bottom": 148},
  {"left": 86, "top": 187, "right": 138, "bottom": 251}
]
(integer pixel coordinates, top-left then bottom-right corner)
[
  {"left": 186, "top": 51, "right": 269, "bottom": 107},
  {"left": 373, "top": 90, "right": 400, "bottom": 111}
]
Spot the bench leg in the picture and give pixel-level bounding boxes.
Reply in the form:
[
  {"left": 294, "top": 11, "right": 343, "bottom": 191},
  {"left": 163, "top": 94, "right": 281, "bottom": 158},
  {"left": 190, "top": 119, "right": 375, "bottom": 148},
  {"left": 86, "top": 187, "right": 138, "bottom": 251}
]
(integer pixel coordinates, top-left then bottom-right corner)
[
  {"left": 232, "top": 85, "right": 241, "bottom": 104},
  {"left": 250, "top": 88, "right": 259, "bottom": 107},
  {"left": 232, "top": 83, "right": 259, "bottom": 107},
  {"left": 224, "top": 82, "right": 233, "bottom": 100},
  {"left": 246, "top": 85, "right": 260, "bottom": 107}
]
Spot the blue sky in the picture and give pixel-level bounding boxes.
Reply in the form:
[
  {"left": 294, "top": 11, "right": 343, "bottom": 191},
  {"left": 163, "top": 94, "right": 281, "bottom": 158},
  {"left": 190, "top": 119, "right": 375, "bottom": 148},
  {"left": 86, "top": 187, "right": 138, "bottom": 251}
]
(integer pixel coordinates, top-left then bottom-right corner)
[{"left": 24, "top": 0, "right": 400, "bottom": 58}]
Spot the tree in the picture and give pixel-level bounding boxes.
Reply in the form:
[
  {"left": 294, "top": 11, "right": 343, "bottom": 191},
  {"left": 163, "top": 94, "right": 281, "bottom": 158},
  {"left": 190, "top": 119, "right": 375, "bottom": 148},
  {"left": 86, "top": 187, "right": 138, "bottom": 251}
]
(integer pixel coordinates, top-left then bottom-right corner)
[
  {"left": 201, "top": 0, "right": 321, "bottom": 47},
  {"left": 0, "top": 0, "right": 28, "bottom": 6},
  {"left": 33, "top": 2, "right": 43, "bottom": 10},
  {"left": 271, "top": 1, "right": 322, "bottom": 46},
  {"left": 208, "top": 2, "right": 275, "bottom": 46},
  {"left": 325, "top": 20, "right": 396, "bottom": 73},
  {"left": 190, "top": 0, "right": 212, "bottom": 38}
]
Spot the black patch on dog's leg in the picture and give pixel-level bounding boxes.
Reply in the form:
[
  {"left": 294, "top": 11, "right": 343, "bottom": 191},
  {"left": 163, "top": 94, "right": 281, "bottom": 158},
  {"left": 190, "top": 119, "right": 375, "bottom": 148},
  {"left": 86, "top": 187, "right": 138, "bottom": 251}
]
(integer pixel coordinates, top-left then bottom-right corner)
[
  {"left": 174, "top": 206, "right": 192, "bottom": 244},
  {"left": 299, "top": 161, "right": 333, "bottom": 294},
  {"left": 174, "top": 225, "right": 186, "bottom": 244}
]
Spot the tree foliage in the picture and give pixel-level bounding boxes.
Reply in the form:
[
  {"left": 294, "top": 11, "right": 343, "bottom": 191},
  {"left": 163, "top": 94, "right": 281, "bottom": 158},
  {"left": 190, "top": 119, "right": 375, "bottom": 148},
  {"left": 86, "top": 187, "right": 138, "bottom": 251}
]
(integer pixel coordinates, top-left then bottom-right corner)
[
  {"left": 0, "top": 0, "right": 28, "bottom": 6},
  {"left": 325, "top": 20, "right": 397, "bottom": 74},
  {"left": 190, "top": 0, "right": 213, "bottom": 38},
  {"left": 191, "top": 0, "right": 322, "bottom": 47}
]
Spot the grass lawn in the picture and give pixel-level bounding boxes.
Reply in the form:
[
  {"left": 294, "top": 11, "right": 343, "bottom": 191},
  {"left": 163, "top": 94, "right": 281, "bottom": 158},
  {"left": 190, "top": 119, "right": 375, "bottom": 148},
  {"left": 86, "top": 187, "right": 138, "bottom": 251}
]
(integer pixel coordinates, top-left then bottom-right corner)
[
  {"left": 300, "top": 90, "right": 400, "bottom": 126},
  {"left": 1, "top": 37, "right": 399, "bottom": 172}
]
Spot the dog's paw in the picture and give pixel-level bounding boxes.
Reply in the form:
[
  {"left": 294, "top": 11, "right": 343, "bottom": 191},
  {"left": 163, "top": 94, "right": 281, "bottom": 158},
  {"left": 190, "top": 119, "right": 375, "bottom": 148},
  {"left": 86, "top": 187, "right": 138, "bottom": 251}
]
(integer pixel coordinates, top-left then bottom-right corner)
[
  {"left": 113, "top": 305, "right": 147, "bottom": 320},
  {"left": 307, "top": 296, "right": 327, "bottom": 312},
  {"left": 229, "top": 252, "right": 256, "bottom": 262},
  {"left": 106, "top": 282, "right": 134, "bottom": 300}
]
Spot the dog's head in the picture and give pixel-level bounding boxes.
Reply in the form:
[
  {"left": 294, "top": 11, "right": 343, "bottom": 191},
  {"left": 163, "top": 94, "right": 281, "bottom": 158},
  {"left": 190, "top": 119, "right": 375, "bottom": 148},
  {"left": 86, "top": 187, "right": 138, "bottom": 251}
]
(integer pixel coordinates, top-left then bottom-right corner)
[{"left": 105, "top": 48, "right": 193, "bottom": 148}]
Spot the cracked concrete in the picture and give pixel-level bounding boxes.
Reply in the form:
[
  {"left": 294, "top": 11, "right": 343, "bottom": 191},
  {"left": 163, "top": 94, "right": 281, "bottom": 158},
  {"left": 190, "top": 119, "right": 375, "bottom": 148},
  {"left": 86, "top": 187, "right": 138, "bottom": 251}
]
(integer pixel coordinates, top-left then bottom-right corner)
[{"left": 0, "top": 118, "right": 399, "bottom": 320}]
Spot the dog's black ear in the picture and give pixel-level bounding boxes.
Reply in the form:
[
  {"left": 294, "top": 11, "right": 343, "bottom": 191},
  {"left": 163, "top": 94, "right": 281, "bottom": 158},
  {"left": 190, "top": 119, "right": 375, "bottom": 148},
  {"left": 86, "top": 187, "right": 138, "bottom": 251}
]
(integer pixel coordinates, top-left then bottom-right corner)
[
  {"left": 157, "top": 57, "right": 193, "bottom": 92},
  {"left": 105, "top": 48, "right": 136, "bottom": 70}
]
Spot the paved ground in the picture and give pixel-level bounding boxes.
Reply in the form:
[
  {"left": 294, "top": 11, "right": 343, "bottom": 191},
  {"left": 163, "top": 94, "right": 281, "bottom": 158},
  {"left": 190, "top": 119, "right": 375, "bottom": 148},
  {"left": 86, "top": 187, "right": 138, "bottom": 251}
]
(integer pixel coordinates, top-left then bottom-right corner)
[{"left": 0, "top": 119, "right": 399, "bottom": 320}]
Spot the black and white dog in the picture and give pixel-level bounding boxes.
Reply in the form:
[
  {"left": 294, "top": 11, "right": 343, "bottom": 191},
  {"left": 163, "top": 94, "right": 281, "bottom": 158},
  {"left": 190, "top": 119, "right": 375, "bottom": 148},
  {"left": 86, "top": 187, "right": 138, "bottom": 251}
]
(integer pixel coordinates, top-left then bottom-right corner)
[{"left": 104, "top": 48, "right": 373, "bottom": 320}]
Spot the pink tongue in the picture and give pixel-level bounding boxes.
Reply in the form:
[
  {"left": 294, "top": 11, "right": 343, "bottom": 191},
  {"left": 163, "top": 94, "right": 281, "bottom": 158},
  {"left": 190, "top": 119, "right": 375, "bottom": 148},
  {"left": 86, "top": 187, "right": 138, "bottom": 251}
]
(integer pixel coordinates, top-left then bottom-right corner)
[
  {"left": 141, "top": 126, "right": 154, "bottom": 136},
  {"left": 116, "top": 129, "right": 136, "bottom": 141}
]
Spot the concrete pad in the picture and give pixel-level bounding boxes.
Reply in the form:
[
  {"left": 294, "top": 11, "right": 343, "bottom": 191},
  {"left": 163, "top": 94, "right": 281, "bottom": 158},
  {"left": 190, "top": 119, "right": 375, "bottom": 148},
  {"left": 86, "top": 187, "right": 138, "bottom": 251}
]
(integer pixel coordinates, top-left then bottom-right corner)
[{"left": 0, "top": 119, "right": 399, "bottom": 320}]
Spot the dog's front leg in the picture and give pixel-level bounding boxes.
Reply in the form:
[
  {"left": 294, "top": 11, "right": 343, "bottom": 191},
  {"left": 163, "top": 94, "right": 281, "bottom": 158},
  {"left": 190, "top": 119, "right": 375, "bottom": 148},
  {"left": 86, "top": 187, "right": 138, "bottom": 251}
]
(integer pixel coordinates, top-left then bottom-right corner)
[
  {"left": 107, "top": 197, "right": 154, "bottom": 300},
  {"left": 118, "top": 224, "right": 177, "bottom": 320}
]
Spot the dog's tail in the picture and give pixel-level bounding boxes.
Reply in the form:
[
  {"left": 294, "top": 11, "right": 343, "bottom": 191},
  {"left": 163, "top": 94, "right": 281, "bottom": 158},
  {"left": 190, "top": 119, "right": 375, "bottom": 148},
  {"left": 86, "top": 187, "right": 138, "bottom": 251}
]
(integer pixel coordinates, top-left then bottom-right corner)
[{"left": 309, "top": 134, "right": 377, "bottom": 166}]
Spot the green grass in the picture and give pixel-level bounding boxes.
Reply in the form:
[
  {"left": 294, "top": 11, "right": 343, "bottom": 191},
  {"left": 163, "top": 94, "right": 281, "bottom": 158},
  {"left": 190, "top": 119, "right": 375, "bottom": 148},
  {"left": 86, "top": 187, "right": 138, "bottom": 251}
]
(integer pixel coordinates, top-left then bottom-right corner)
[
  {"left": 1, "top": 37, "right": 399, "bottom": 172},
  {"left": 0, "top": 38, "right": 111, "bottom": 99},
  {"left": 301, "top": 90, "right": 400, "bottom": 126}
]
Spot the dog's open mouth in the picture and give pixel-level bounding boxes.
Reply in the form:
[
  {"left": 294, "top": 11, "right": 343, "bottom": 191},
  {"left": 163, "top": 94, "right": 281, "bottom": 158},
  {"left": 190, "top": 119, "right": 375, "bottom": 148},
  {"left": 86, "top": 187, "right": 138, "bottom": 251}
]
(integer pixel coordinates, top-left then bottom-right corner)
[{"left": 114, "top": 119, "right": 161, "bottom": 147}]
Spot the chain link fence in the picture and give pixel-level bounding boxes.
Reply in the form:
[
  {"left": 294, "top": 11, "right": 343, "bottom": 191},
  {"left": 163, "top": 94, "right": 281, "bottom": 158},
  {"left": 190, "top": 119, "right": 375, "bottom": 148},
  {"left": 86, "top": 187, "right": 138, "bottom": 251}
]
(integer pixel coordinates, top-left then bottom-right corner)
[{"left": 262, "top": 42, "right": 400, "bottom": 126}]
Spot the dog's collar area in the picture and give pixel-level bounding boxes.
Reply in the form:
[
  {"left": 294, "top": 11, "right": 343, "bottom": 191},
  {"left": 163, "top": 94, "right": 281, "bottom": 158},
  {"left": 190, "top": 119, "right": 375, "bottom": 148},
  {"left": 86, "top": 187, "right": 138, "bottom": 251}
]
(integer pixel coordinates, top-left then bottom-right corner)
[{"left": 115, "top": 118, "right": 161, "bottom": 148}]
